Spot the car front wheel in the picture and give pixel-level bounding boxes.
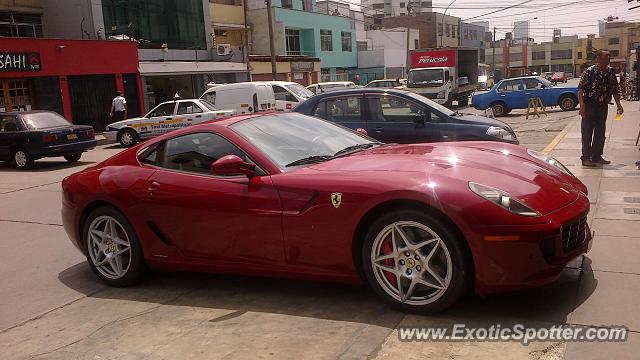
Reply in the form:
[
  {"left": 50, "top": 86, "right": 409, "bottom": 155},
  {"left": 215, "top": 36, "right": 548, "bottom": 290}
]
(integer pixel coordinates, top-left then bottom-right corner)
[
  {"left": 83, "top": 206, "right": 146, "bottom": 287},
  {"left": 64, "top": 153, "right": 82, "bottom": 162},
  {"left": 361, "top": 209, "right": 469, "bottom": 314},
  {"left": 491, "top": 102, "right": 508, "bottom": 117},
  {"left": 13, "top": 148, "right": 34, "bottom": 169},
  {"left": 118, "top": 128, "right": 138, "bottom": 147}
]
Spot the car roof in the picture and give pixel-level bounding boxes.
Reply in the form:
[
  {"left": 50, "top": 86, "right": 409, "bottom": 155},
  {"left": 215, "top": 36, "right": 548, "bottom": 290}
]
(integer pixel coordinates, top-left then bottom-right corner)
[
  {"left": 0, "top": 110, "right": 54, "bottom": 116},
  {"left": 308, "top": 81, "right": 355, "bottom": 86},
  {"left": 368, "top": 79, "right": 398, "bottom": 83},
  {"left": 308, "top": 88, "right": 413, "bottom": 97},
  {"left": 202, "top": 82, "right": 271, "bottom": 91}
]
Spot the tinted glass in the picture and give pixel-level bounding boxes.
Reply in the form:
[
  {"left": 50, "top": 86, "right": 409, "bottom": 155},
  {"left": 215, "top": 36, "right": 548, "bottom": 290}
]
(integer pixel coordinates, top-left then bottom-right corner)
[
  {"left": 403, "top": 92, "right": 454, "bottom": 116},
  {"left": 163, "top": 132, "right": 248, "bottom": 175},
  {"left": 21, "top": 112, "right": 70, "bottom": 129},
  {"left": 285, "top": 83, "right": 314, "bottom": 99},
  {"left": 367, "top": 96, "right": 422, "bottom": 122},
  {"left": 273, "top": 85, "right": 295, "bottom": 102},
  {"left": 0, "top": 115, "right": 22, "bottom": 131},
  {"left": 408, "top": 69, "right": 444, "bottom": 86},
  {"left": 231, "top": 113, "right": 374, "bottom": 170},
  {"left": 324, "top": 96, "right": 361, "bottom": 123},
  {"left": 201, "top": 91, "right": 216, "bottom": 105},
  {"left": 148, "top": 103, "right": 176, "bottom": 117}
]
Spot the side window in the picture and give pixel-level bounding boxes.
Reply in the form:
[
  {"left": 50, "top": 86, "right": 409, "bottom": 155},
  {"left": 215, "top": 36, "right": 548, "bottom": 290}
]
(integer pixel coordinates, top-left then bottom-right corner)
[
  {"left": 139, "top": 143, "right": 162, "bottom": 166},
  {"left": 177, "top": 102, "right": 204, "bottom": 115},
  {"left": 148, "top": 103, "right": 176, "bottom": 117},
  {"left": 366, "top": 96, "right": 422, "bottom": 122},
  {"left": 201, "top": 91, "right": 216, "bottom": 105},
  {"left": 497, "top": 80, "right": 522, "bottom": 93},
  {"left": 524, "top": 79, "right": 542, "bottom": 89},
  {"left": 324, "top": 96, "right": 361, "bottom": 123},
  {"left": 313, "top": 101, "right": 327, "bottom": 119},
  {"left": 273, "top": 86, "right": 295, "bottom": 102},
  {"left": 0, "top": 116, "right": 22, "bottom": 132},
  {"left": 163, "top": 133, "right": 250, "bottom": 176}
]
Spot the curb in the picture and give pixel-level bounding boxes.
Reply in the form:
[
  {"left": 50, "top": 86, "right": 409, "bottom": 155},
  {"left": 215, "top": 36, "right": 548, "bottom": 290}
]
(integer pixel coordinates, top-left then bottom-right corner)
[{"left": 542, "top": 117, "right": 577, "bottom": 155}]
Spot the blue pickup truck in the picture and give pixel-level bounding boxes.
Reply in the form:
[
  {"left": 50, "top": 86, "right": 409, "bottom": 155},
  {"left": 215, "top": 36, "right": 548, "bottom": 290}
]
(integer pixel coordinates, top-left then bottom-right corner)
[{"left": 471, "top": 76, "right": 579, "bottom": 117}]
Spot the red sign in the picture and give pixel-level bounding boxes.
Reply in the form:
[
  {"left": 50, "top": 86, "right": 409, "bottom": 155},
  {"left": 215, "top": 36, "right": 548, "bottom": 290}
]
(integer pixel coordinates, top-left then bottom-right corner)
[{"left": 411, "top": 50, "right": 457, "bottom": 68}]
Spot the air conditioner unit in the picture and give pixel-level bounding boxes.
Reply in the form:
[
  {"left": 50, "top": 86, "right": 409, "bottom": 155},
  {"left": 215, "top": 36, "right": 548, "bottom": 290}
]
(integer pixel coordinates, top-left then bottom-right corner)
[{"left": 217, "top": 44, "right": 232, "bottom": 56}]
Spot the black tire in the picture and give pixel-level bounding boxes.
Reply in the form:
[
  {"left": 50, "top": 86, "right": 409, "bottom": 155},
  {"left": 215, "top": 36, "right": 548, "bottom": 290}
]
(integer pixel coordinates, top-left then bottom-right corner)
[
  {"left": 117, "top": 128, "right": 138, "bottom": 148},
  {"left": 82, "top": 206, "right": 147, "bottom": 287},
  {"left": 12, "top": 148, "right": 34, "bottom": 170},
  {"left": 64, "top": 153, "right": 82, "bottom": 162},
  {"left": 491, "top": 102, "right": 508, "bottom": 117},
  {"left": 361, "top": 209, "right": 469, "bottom": 314},
  {"left": 559, "top": 95, "right": 577, "bottom": 111}
]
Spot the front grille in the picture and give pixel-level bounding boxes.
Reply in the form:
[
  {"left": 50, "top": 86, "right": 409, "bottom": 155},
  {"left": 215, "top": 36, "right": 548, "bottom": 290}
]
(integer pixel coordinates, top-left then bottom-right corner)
[
  {"left": 561, "top": 216, "right": 588, "bottom": 253},
  {"left": 421, "top": 93, "right": 439, "bottom": 99}
]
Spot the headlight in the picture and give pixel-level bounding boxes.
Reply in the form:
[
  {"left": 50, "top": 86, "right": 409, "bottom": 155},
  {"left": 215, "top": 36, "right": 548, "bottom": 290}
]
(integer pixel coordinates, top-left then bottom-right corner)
[
  {"left": 527, "top": 149, "right": 574, "bottom": 176},
  {"left": 469, "top": 182, "right": 541, "bottom": 217},
  {"left": 486, "top": 126, "right": 516, "bottom": 142},
  {"left": 437, "top": 90, "right": 446, "bottom": 98}
]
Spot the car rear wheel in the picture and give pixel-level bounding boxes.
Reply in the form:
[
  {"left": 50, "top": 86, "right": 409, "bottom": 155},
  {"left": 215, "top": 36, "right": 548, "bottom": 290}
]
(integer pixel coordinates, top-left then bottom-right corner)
[
  {"left": 64, "top": 153, "right": 82, "bottom": 162},
  {"left": 491, "top": 102, "right": 508, "bottom": 117},
  {"left": 118, "top": 128, "right": 138, "bottom": 147},
  {"left": 559, "top": 95, "right": 577, "bottom": 111},
  {"left": 83, "top": 206, "right": 146, "bottom": 287},
  {"left": 361, "top": 210, "right": 468, "bottom": 314},
  {"left": 13, "top": 148, "right": 34, "bottom": 170}
]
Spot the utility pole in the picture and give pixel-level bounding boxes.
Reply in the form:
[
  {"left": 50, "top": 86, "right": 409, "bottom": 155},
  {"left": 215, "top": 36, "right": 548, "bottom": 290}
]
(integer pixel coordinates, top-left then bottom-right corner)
[
  {"left": 406, "top": 27, "right": 411, "bottom": 78},
  {"left": 243, "top": 0, "right": 251, "bottom": 80},
  {"left": 266, "top": 0, "right": 277, "bottom": 80},
  {"left": 492, "top": 26, "right": 496, "bottom": 79}
]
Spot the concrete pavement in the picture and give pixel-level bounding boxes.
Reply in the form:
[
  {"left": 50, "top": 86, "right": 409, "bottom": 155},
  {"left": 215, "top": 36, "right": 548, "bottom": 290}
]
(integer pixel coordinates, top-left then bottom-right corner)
[{"left": 1, "top": 103, "right": 640, "bottom": 359}]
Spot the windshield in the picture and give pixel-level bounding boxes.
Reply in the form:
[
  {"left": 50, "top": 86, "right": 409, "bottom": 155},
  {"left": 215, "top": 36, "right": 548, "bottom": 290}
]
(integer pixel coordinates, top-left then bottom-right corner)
[
  {"left": 200, "top": 100, "right": 218, "bottom": 111},
  {"left": 408, "top": 69, "right": 444, "bottom": 87},
  {"left": 21, "top": 112, "right": 71, "bottom": 129},
  {"left": 285, "top": 83, "right": 314, "bottom": 99},
  {"left": 403, "top": 91, "right": 455, "bottom": 116},
  {"left": 231, "top": 113, "right": 375, "bottom": 170},
  {"left": 539, "top": 77, "right": 554, "bottom": 87}
]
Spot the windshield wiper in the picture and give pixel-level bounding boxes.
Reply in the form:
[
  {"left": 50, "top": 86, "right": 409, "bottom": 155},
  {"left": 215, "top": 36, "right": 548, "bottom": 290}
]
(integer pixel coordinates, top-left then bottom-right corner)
[
  {"left": 285, "top": 155, "right": 334, "bottom": 167},
  {"left": 334, "top": 143, "right": 378, "bottom": 157}
]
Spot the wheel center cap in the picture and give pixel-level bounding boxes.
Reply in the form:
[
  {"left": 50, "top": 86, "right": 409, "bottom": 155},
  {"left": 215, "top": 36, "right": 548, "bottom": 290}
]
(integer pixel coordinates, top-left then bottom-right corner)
[
  {"left": 405, "top": 258, "right": 416, "bottom": 269},
  {"left": 107, "top": 240, "right": 117, "bottom": 253}
]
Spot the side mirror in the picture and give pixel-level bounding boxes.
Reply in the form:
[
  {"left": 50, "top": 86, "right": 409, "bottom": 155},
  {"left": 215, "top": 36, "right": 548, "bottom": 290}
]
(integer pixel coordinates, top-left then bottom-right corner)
[
  {"left": 211, "top": 155, "right": 255, "bottom": 177},
  {"left": 356, "top": 128, "right": 368, "bottom": 136}
]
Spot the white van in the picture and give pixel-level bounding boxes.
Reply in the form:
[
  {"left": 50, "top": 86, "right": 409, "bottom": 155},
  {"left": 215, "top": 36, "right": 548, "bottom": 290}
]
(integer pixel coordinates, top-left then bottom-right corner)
[
  {"left": 266, "top": 81, "right": 315, "bottom": 111},
  {"left": 306, "top": 81, "right": 356, "bottom": 95},
  {"left": 200, "top": 82, "right": 276, "bottom": 115}
]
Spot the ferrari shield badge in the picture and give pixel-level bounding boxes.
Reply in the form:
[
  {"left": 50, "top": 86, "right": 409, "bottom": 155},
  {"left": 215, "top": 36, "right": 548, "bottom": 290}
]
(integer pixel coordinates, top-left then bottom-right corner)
[{"left": 331, "top": 192, "right": 343, "bottom": 208}]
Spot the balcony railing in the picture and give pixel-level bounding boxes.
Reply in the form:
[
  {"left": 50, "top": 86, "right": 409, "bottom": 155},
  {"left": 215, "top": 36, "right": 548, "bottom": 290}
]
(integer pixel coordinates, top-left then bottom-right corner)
[{"left": 285, "top": 50, "right": 316, "bottom": 57}]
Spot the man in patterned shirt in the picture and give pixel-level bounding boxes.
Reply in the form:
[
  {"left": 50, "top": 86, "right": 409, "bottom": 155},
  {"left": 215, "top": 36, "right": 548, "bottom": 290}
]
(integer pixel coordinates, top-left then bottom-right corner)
[{"left": 578, "top": 50, "right": 623, "bottom": 167}]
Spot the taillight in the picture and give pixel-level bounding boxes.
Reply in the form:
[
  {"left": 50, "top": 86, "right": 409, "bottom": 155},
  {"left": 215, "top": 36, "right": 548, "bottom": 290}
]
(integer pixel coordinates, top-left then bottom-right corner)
[
  {"left": 86, "top": 129, "right": 95, "bottom": 139},
  {"left": 42, "top": 134, "right": 57, "bottom": 143}
]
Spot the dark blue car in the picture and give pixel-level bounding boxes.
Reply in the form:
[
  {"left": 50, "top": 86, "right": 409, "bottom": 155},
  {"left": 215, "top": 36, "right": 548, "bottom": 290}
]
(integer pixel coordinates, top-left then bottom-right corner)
[
  {"left": 471, "top": 76, "right": 579, "bottom": 117},
  {"left": 294, "top": 89, "right": 518, "bottom": 145}
]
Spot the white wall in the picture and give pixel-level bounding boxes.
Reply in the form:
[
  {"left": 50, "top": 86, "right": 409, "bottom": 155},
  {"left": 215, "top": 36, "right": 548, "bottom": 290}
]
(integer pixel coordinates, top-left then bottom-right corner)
[{"left": 364, "top": 28, "right": 419, "bottom": 69}]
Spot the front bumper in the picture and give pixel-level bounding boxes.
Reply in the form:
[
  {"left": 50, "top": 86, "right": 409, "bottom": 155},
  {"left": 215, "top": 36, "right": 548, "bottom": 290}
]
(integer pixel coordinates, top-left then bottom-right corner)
[
  {"left": 31, "top": 139, "right": 97, "bottom": 158},
  {"left": 104, "top": 131, "right": 118, "bottom": 142},
  {"left": 471, "top": 195, "right": 591, "bottom": 293}
]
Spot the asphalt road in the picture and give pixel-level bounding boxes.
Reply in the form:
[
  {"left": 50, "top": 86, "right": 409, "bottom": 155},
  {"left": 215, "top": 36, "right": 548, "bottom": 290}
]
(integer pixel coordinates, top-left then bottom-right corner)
[{"left": 0, "top": 86, "right": 582, "bottom": 359}]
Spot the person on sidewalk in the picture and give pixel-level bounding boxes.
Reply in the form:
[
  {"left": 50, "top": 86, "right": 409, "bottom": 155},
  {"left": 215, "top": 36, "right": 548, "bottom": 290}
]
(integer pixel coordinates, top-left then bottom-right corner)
[
  {"left": 110, "top": 91, "right": 127, "bottom": 121},
  {"left": 578, "top": 50, "right": 624, "bottom": 167}
]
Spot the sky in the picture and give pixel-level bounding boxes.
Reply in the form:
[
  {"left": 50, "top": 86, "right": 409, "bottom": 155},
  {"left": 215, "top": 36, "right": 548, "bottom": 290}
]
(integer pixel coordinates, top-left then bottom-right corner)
[{"left": 343, "top": 0, "right": 640, "bottom": 42}]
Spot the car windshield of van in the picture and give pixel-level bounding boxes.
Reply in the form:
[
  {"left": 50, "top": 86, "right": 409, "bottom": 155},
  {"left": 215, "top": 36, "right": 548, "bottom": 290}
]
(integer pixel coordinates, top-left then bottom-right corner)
[
  {"left": 200, "top": 100, "right": 218, "bottom": 111},
  {"left": 408, "top": 69, "right": 444, "bottom": 87},
  {"left": 21, "top": 112, "right": 70, "bottom": 129},
  {"left": 285, "top": 83, "right": 314, "bottom": 99}
]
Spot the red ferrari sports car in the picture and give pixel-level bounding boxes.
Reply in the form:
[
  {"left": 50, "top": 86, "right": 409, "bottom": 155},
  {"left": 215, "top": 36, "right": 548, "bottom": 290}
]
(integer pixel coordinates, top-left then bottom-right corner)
[{"left": 61, "top": 113, "right": 591, "bottom": 313}]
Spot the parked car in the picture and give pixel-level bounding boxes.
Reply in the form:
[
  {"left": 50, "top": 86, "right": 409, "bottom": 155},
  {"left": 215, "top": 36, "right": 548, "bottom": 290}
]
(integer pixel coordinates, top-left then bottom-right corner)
[
  {"left": 61, "top": 112, "right": 590, "bottom": 313},
  {"left": 0, "top": 111, "right": 96, "bottom": 169},
  {"left": 294, "top": 88, "right": 518, "bottom": 144},
  {"left": 266, "top": 81, "right": 315, "bottom": 111},
  {"left": 551, "top": 72, "right": 568, "bottom": 84},
  {"left": 306, "top": 81, "right": 357, "bottom": 94},
  {"left": 541, "top": 72, "right": 553, "bottom": 81},
  {"left": 365, "top": 79, "right": 403, "bottom": 88},
  {"left": 105, "top": 99, "right": 235, "bottom": 147},
  {"left": 471, "top": 76, "right": 579, "bottom": 117},
  {"left": 200, "top": 82, "right": 276, "bottom": 115}
]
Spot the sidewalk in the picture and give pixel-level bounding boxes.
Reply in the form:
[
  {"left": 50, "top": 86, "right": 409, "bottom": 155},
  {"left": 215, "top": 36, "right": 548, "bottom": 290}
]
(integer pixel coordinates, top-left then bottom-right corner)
[{"left": 547, "top": 100, "right": 640, "bottom": 359}]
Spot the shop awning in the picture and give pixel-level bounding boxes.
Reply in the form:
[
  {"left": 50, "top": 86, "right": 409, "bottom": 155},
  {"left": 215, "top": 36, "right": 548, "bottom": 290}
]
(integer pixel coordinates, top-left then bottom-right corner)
[{"left": 139, "top": 61, "right": 247, "bottom": 76}]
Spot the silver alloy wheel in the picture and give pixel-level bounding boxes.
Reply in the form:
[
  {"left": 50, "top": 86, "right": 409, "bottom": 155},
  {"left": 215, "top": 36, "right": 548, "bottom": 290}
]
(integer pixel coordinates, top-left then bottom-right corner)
[
  {"left": 87, "top": 215, "right": 132, "bottom": 279},
  {"left": 120, "top": 131, "right": 134, "bottom": 146},
  {"left": 14, "top": 150, "right": 27, "bottom": 167},
  {"left": 370, "top": 221, "right": 452, "bottom": 305}
]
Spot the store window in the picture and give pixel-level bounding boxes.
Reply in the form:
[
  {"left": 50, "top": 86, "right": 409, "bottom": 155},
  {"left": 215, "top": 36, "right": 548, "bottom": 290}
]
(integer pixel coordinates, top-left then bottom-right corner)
[
  {"left": 0, "top": 79, "right": 34, "bottom": 112},
  {"left": 321, "top": 29, "right": 333, "bottom": 51}
]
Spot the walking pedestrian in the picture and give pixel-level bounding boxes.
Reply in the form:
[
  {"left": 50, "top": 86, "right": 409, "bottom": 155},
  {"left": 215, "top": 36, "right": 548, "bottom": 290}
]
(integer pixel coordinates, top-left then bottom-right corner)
[
  {"left": 110, "top": 91, "right": 127, "bottom": 121},
  {"left": 578, "top": 50, "right": 624, "bottom": 167}
]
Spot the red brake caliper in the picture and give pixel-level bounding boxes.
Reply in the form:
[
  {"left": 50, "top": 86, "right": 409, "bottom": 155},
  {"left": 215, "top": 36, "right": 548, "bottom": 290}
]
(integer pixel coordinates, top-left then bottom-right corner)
[{"left": 381, "top": 236, "right": 397, "bottom": 287}]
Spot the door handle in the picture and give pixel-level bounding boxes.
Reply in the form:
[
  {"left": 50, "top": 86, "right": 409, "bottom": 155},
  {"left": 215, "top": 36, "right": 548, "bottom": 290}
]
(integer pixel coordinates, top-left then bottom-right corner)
[
  {"left": 375, "top": 127, "right": 384, "bottom": 133},
  {"left": 525, "top": 92, "right": 531, "bottom": 95},
  {"left": 148, "top": 181, "right": 161, "bottom": 191},
  {"left": 500, "top": 94, "right": 506, "bottom": 97},
  {"left": 165, "top": 117, "right": 173, "bottom": 120},
  {"left": 195, "top": 115, "right": 202, "bottom": 118}
]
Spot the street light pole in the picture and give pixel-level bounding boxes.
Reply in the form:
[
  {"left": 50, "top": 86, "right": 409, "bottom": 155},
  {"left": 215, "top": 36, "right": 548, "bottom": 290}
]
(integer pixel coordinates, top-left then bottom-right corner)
[
  {"left": 440, "top": 0, "right": 458, "bottom": 48},
  {"left": 266, "top": 0, "right": 277, "bottom": 80}
]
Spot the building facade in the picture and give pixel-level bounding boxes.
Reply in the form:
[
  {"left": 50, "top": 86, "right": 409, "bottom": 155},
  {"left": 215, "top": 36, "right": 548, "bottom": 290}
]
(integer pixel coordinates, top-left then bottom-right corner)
[
  {"left": 247, "top": 0, "right": 357, "bottom": 82},
  {"left": 513, "top": 20, "right": 529, "bottom": 41},
  {"left": 355, "top": 27, "right": 419, "bottom": 83},
  {"left": 361, "top": 0, "right": 432, "bottom": 22},
  {"left": 210, "top": 0, "right": 249, "bottom": 65},
  {"left": 382, "top": 12, "right": 460, "bottom": 49},
  {"left": 0, "top": 0, "right": 43, "bottom": 37}
]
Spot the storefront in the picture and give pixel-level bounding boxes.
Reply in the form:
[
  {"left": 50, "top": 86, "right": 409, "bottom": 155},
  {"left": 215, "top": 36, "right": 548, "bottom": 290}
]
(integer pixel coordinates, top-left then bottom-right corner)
[
  {"left": 249, "top": 56, "right": 320, "bottom": 86},
  {"left": 0, "top": 37, "right": 143, "bottom": 131}
]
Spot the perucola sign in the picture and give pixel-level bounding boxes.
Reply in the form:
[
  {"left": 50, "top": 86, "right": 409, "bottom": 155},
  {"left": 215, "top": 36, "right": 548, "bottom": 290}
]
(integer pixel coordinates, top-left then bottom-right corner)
[
  {"left": 411, "top": 50, "right": 456, "bottom": 68},
  {"left": 0, "top": 52, "right": 41, "bottom": 72}
]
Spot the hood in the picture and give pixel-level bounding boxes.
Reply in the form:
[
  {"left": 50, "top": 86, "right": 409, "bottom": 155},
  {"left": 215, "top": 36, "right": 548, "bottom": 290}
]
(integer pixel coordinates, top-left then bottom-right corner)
[
  {"left": 107, "top": 117, "right": 145, "bottom": 129},
  {"left": 304, "top": 143, "right": 579, "bottom": 215},
  {"left": 454, "top": 113, "right": 512, "bottom": 129}
]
